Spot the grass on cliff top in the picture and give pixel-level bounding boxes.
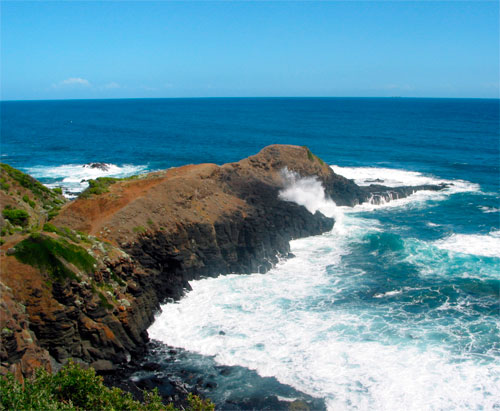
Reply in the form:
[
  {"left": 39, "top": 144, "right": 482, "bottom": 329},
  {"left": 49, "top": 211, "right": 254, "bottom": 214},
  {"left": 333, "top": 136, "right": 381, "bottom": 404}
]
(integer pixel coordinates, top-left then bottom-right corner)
[
  {"left": 0, "top": 361, "right": 214, "bottom": 411},
  {"left": 302, "top": 146, "right": 325, "bottom": 166},
  {"left": 79, "top": 174, "right": 140, "bottom": 199},
  {"left": 13, "top": 233, "right": 96, "bottom": 282},
  {"left": 43, "top": 223, "right": 90, "bottom": 244}
]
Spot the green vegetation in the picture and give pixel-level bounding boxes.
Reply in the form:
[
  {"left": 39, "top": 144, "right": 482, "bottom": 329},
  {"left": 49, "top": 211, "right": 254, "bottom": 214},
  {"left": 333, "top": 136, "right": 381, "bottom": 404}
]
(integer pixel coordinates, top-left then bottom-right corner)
[
  {"left": 0, "top": 164, "right": 66, "bottom": 225},
  {"left": 147, "top": 218, "right": 154, "bottom": 226},
  {"left": 133, "top": 225, "right": 146, "bottom": 234},
  {"left": 0, "top": 177, "right": 9, "bottom": 192},
  {"left": 0, "top": 361, "right": 214, "bottom": 411},
  {"left": 13, "top": 234, "right": 96, "bottom": 282},
  {"left": 302, "top": 146, "right": 325, "bottom": 166},
  {"left": 305, "top": 147, "right": 315, "bottom": 162},
  {"left": 0, "top": 163, "right": 52, "bottom": 197},
  {"left": 43, "top": 223, "right": 82, "bottom": 243},
  {"left": 2, "top": 207, "right": 29, "bottom": 227},
  {"left": 78, "top": 173, "right": 143, "bottom": 199},
  {"left": 79, "top": 177, "right": 119, "bottom": 199},
  {"left": 22, "top": 194, "right": 36, "bottom": 208},
  {"left": 53, "top": 187, "right": 63, "bottom": 195},
  {"left": 48, "top": 206, "right": 61, "bottom": 220}
]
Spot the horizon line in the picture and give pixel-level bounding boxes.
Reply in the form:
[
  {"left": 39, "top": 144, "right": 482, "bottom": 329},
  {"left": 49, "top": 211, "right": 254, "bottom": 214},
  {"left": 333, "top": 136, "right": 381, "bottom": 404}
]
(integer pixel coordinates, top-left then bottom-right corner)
[{"left": 2, "top": 96, "right": 499, "bottom": 103}]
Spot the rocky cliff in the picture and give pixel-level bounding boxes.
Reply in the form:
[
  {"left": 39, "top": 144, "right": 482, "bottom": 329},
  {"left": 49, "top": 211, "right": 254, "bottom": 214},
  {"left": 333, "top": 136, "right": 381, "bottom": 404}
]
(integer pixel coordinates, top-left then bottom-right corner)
[{"left": 0, "top": 145, "right": 446, "bottom": 381}]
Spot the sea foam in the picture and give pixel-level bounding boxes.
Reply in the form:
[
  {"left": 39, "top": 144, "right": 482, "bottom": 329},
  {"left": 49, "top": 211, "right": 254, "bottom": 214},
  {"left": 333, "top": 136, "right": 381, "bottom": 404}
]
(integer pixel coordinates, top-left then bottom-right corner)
[
  {"left": 149, "top": 228, "right": 500, "bottom": 410},
  {"left": 330, "top": 165, "right": 480, "bottom": 212},
  {"left": 433, "top": 230, "right": 500, "bottom": 258},
  {"left": 25, "top": 163, "right": 148, "bottom": 198}
]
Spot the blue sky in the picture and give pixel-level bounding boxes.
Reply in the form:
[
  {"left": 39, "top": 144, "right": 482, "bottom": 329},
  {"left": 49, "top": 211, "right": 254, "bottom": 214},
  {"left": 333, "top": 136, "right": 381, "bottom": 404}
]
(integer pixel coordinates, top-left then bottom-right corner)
[{"left": 1, "top": 1, "right": 498, "bottom": 100}]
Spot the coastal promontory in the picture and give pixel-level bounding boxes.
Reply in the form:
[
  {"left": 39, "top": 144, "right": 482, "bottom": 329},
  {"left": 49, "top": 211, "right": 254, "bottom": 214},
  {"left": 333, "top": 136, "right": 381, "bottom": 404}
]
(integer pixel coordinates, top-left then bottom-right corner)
[{"left": 0, "top": 145, "right": 445, "bottom": 383}]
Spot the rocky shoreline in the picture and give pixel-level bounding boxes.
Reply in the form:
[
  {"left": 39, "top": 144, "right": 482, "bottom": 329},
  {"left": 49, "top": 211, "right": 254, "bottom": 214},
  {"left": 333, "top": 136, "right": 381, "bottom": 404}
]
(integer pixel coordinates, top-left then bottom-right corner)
[
  {"left": 0, "top": 145, "right": 447, "bottom": 407},
  {"left": 102, "top": 340, "right": 328, "bottom": 410}
]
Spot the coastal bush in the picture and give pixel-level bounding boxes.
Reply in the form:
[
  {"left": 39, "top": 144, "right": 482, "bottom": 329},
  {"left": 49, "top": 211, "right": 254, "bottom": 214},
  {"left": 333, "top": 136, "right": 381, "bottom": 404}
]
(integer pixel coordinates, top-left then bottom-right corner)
[
  {"left": 133, "top": 225, "right": 146, "bottom": 233},
  {"left": 23, "top": 195, "right": 37, "bottom": 208},
  {"left": 53, "top": 187, "right": 63, "bottom": 195},
  {"left": 0, "top": 163, "right": 52, "bottom": 197},
  {"left": 79, "top": 177, "right": 118, "bottom": 198},
  {"left": 2, "top": 207, "right": 29, "bottom": 227},
  {"left": 0, "top": 361, "right": 214, "bottom": 411},
  {"left": 0, "top": 177, "right": 9, "bottom": 191},
  {"left": 13, "top": 234, "right": 96, "bottom": 282}
]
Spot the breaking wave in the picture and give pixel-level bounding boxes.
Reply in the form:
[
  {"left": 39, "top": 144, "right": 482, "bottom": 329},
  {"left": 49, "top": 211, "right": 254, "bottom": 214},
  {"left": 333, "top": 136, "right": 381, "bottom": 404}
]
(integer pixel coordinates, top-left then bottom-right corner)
[{"left": 433, "top": 230, "right": 500, "bottom": 258}]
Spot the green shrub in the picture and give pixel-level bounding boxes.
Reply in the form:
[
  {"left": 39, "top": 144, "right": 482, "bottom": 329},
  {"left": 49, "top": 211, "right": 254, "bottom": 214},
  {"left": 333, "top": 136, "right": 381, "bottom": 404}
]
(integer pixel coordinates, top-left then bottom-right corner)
[
  {"left": 79, "top": 177, "right": 118, "bottom": 199},
  {"left": 2, "top": 208, "right": 29, "bottom": 227},
  {"left": 53, "top": 187, "right": 63, "bottom": 195},
  {"left": 0, "top": 361, "right": 214, "bottom": 411},
  {"left": 133, "top": 226, "right": 146, "bottom": 234},
  {"left": 13, "top": 234, "right": 95, "bottom": 282},
  {"left": 22, "top": 194, "right": 29, "bottom": 203},
  {"left": 0, "top": 177, "right": 9, "bottom": 191}
]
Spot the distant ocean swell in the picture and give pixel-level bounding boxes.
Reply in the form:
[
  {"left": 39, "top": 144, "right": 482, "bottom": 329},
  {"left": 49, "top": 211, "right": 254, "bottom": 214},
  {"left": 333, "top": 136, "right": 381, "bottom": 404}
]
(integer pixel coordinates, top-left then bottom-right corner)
[{"left": 148, "top": 165, "right": 500, "bottom": 410}]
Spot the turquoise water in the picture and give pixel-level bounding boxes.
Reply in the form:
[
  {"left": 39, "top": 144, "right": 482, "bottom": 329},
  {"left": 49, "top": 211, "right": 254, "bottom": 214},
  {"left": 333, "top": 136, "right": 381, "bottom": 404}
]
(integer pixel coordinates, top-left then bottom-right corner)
[{"left": 1, "top": 98, "right": 499, "bottom": 409}]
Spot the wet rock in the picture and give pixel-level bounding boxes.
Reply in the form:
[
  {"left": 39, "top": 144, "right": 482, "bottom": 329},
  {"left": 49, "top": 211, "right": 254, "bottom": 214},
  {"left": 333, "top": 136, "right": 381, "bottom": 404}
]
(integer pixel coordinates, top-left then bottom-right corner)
[{"left": 83, "top": 162, "right": 110, "bottom": 171}]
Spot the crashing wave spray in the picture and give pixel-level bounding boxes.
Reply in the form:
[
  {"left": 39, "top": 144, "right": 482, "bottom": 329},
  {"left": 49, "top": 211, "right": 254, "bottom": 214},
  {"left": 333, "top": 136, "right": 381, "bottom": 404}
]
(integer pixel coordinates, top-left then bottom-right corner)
[{"left": 278, "top": 168, "right": 344, "bottom": 233}]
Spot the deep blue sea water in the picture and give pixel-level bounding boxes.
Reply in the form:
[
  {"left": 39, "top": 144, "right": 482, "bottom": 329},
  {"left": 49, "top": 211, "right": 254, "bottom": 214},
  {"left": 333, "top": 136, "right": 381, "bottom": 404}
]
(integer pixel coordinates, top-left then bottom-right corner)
[{"left": 1, "top": 98, "right": 499, "bottom": 409}]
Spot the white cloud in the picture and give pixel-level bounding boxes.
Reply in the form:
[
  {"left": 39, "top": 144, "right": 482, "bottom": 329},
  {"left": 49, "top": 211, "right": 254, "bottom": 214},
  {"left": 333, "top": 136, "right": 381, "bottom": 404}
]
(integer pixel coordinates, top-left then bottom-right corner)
[
  {"left": 103, "top": 82, "right": 120, "bottom": 89},
  {"left": 52, "top": 77, "right": 91, "bottom": 88}
]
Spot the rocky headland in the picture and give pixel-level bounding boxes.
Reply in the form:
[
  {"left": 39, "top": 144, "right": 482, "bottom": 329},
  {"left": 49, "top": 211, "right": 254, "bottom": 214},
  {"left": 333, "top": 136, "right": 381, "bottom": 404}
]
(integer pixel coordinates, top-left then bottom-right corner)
[{"left": 0, "top": 145, "right": 446, "bottom": 403}]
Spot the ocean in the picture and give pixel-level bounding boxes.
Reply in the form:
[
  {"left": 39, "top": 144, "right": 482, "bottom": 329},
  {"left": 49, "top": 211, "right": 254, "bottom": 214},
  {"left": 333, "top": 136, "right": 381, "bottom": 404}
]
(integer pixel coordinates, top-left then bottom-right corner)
[{"left": 1, "top": 98, "right": 499, "bottom": 409}]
